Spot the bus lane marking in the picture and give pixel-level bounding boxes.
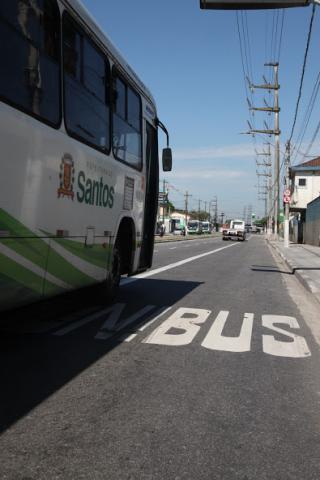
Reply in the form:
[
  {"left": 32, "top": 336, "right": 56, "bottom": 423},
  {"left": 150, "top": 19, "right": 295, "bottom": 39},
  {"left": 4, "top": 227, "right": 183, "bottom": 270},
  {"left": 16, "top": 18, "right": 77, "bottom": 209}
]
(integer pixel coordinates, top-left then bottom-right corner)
[
  {"left": 262, "top": 315, "right": 311, "bottom": 358},
  {"left": 99, "top": 306, "right": 172, "bottom": 342},
  {"left": 95, "top": 305, "right": 156, "bottom": 340},
  {"left": 54, "top": 304, "right": 126, "bottom": 336},
  {"left": 143, "top": 308, "right": 211, "bottom": 346},
  {"left": 202, "top": 311, "right": 254, "bottom": 352},
  {"left": 141, "top": 308, "right": 311, "bottom": 358}
]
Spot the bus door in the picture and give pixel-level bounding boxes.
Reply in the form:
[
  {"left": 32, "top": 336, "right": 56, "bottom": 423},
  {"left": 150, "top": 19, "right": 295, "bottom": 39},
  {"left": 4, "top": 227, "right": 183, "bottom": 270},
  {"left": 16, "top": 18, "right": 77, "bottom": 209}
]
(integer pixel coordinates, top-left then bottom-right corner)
[{"left": 139, "top": 122, "right": 159, "bottom": 269}]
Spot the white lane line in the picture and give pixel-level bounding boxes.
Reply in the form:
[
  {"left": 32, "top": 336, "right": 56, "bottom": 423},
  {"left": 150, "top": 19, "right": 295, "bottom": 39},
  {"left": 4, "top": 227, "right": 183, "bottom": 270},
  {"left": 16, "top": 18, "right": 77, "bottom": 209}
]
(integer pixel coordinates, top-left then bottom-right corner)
[
  {"left": 169, "top": 247, "right": 177, "bottom": 250},
  {"left": 139, "top": 306, "right": 172, "bottom": 332},
  {"left": 118, "top": 305, "right": 156, "bottom": 330},
  {"left": 95, "top": 305, "right": 156, "bottom": 340},
  {"left": 122, "top": 333, "right": 137, "bottom": 342},
  {"left": 54, "top": 306, "right": 116, "bottom": 336},
  {"left": 154, "top": 250, "right": 159, "bottom": 253},
  {"left": 112, "top": 307, "right": 172, "bottom": 342},
  {"left": 121, "top": 242, "right": 239, "bottom": 286}
]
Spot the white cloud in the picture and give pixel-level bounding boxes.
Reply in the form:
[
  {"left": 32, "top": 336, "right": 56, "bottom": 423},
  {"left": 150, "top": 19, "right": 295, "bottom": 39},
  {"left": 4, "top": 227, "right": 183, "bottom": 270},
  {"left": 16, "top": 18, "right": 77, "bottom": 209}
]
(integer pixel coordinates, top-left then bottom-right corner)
[
  {"left": 173, "top": 143, "right": 254, "bottom": 161},
  {"left": 171, "top": 169, "right": 245, "bottom": 180}
]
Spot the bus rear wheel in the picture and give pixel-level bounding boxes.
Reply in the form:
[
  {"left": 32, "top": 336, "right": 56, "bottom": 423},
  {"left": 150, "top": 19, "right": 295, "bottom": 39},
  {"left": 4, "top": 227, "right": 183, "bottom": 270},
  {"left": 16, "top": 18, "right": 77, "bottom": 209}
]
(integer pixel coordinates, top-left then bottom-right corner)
[
  {"left": 96, "top": 244, "right": 121, "bottom": 304},
  {"left": 106, "top": 245, "right": 121, "bottom": 301}
]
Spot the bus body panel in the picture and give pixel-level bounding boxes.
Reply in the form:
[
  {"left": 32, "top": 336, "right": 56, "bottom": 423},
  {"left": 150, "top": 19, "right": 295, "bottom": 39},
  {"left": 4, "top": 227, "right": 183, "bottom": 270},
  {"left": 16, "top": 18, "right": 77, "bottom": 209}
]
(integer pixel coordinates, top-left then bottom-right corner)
[
  {"left": 0, "top": 0, "right": 161, "bottom": 311},
  {"left": 0, "top": 100, "right": 147, "bottom": 308}
]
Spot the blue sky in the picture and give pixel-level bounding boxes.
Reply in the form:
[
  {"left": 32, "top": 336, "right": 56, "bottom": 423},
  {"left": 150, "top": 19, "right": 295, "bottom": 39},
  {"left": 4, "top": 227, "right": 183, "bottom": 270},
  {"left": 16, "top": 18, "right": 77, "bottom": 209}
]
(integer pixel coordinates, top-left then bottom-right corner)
[{"left": 82, "top": 1, "right": 320, "bottom": 219}]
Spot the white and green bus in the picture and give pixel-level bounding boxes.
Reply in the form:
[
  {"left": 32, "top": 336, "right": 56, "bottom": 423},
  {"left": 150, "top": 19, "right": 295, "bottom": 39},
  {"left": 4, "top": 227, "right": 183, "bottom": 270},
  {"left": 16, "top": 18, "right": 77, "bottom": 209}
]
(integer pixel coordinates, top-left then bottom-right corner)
[
  {"left": 0, "top": 0, "right": 172, "bottom": 311},
  {"left": 187, "top": 220, "right": 202, "bottom": 235},
  {"left": 201, "top": 221, "right": 212, "bottom": 234}
]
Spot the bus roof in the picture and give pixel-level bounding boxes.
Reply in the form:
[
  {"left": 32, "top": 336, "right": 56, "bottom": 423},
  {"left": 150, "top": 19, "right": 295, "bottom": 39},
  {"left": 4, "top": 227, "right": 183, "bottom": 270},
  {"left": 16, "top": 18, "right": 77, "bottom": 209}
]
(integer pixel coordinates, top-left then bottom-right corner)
[{"left": 61, "top": 0, "right": 157, "bottom": 110}]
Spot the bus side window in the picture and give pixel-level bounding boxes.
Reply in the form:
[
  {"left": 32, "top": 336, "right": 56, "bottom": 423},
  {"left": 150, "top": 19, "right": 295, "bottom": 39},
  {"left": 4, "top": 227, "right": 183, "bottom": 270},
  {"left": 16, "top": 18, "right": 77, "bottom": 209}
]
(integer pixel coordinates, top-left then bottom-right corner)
[
  {"left": 112, "top": 73, "right": 142, "bottom": 170},
  {"left": 63, "top": 14, "right": 111, "bottom": 153},
  {"left": 0, "top": 0, "right": 61, "bottom": 126}
]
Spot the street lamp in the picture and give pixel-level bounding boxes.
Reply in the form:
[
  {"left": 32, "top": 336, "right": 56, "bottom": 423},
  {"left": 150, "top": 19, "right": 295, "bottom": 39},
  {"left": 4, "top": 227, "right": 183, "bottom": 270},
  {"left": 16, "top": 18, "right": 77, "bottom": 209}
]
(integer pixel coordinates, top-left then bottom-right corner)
[{"left": 200, "top": 0, "right": 319, "bottom": 8}]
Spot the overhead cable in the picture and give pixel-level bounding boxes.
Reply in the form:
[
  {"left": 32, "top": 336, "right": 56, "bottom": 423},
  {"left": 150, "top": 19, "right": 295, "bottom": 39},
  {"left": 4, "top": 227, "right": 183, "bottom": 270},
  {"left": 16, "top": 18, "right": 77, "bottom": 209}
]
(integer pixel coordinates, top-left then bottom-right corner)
[{"left": 289, "top": 4, "right": 316, "bottom": 143}]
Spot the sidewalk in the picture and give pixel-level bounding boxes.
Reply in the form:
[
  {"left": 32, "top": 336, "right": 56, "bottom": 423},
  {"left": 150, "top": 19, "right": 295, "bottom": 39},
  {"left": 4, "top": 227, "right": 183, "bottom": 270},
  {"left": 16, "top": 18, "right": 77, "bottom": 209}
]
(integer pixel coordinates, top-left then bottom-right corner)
[{"left": 267, "top": 238, "right": 320, "bottom": 305}]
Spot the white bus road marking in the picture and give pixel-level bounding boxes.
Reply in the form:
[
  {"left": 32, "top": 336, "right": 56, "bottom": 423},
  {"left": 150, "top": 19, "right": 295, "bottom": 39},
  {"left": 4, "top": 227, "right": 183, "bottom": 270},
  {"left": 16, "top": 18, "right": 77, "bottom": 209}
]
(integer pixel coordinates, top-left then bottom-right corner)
[
  {"left": 143, "top": 308, "right": 211, "bottom": 346},
  {"left": 201, "top": 311, "right": 254, "bottom": 352},
  {"left": 102, "top": 307, "right": 172, "bottom": 342},
  {"left": 141, "top": 308, "right": 311, "bottom": 358},
  {"left": 262, "top": 315, "right": 311, "bottom": 358},
  {"left": 54, "top": 302, "right": 312, "bottom": 358},
  {"left": 95, "top": 305, "right": 156, "bottom": 340},
  {"left": 138, "top": 306, "right": 172, "bottom": 332},
  {"left": 54, "top": 304, "right": 125, "bottom": 336},
  {"left": 121, "top": 242, "right": 239, "bottom": 286}
]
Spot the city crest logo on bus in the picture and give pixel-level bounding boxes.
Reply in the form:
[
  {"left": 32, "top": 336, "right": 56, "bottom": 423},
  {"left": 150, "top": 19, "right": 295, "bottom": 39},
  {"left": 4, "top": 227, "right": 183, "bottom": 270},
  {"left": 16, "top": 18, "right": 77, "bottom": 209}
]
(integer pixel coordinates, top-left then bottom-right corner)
[
  {"left": 58, "top": 154, "right": 75, "bottom": 200},
  {"left": 57, "top": 154, "right": 114, "bottom": 209}
]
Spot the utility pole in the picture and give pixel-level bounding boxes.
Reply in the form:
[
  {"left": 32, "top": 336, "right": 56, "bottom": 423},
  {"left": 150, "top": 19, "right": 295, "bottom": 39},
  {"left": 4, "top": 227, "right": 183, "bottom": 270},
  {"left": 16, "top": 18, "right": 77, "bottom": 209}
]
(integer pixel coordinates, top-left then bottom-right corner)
[
  {"left": 256, "top": 169, "right": 271, "bottom": 221},
  {"left": 215, "top": 198, "right": 218, "bottom": 228},
  {"left": 198, "top": 199, "right": 201, "bottom": 222},
  {"left": 243, "top": 206, "right": 247, "bottom": 224},
  {"left": 184, "top": 191, "right": 192, "bottom": 235},
  {"left": 284, "top": 141, "right": 291, "bottom": 248},
  {"left": 256, "top": 142, "right": 273, "bottom": 234},
  {"left": 247, "top": 204, "right": 252, "bottom": 226},
  {"left": 210, "top": 196, "right": 218, "bottom": 230},
  {"left": 270, "top": 62, "right": 280, "bottom": 236},
  {"left": 246, "top": 63, "right": 280, "bottom": 236}
]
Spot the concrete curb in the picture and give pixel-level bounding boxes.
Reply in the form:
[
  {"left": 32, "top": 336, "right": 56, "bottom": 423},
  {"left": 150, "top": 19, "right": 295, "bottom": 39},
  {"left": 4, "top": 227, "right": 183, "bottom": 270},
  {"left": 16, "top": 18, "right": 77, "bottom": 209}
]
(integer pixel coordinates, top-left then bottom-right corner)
[
  {"left": 266, "top": 238, "right": 320, "bottom": 305},
  {"left": 154, "top": 233, "right": 221, "bottom": 244}
]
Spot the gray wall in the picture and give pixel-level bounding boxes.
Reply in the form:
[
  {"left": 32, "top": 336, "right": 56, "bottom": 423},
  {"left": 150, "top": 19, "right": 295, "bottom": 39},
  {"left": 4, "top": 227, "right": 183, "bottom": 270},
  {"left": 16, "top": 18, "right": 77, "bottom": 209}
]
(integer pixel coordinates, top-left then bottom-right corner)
[{"left": 305, "top": 196, "right": 320, "bottom": 246}]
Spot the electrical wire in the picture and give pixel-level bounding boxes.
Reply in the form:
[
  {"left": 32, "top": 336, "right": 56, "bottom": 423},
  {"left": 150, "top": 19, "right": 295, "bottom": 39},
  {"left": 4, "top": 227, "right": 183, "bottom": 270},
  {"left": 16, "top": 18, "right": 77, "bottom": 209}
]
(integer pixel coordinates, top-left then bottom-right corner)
[
  {"left": 292, "top": 70, "right": 320, "bottom": 164},
  {"left": 289, "top": 4, "right": 316, "bottom": 144}
]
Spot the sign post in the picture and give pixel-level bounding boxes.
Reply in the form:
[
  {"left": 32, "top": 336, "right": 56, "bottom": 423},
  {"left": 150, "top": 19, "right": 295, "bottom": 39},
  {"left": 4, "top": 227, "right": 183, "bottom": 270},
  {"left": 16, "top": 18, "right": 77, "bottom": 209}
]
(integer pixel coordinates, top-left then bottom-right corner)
[{"left": 284, "top": 143, "right": 291, "bottom": 248}]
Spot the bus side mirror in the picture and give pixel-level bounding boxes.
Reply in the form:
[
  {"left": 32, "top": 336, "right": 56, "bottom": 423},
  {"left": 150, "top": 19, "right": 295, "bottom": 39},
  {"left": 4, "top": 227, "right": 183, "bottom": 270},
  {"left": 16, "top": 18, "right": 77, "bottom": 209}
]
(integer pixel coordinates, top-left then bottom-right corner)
[{"left": 162, "top": 148, "right": 172, "bottom": 171}]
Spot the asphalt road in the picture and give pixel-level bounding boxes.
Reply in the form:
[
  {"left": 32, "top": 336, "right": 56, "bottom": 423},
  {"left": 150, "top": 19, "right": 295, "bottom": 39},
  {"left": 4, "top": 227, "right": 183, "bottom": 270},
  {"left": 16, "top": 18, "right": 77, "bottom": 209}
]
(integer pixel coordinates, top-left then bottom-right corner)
[{"left": 1, "top": 235, "right": 320, "bottom": 480}]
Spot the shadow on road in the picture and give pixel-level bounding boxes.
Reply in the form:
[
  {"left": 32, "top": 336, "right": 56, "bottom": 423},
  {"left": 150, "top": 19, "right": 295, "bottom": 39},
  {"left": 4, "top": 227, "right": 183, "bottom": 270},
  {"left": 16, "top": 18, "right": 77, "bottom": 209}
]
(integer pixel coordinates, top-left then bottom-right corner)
[
  {"left": 251, "top": 264, "right": 320, "bottom": 274},
  {"left": 0, "top": 278, "right": 202, "bottom": 434},
  {"left": 251, "top": 265, "right": 293, "bottom": 274}
]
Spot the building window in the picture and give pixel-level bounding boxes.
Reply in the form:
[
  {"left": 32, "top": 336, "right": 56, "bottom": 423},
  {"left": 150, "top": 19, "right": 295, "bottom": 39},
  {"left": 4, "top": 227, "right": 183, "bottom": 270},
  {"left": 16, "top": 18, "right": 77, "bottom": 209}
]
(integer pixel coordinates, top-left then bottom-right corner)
[
  {"left": 0, "top": 0, "right": 61, "bottom": 126},
  {"left": 112, "top": 72, "right": 142, "bottom": 170},
  {"left": 63, "top": 14, "right": 111, "bottom": 152},
  {"left": 298, "top": 178, "right": 307, "bottom": 187}
]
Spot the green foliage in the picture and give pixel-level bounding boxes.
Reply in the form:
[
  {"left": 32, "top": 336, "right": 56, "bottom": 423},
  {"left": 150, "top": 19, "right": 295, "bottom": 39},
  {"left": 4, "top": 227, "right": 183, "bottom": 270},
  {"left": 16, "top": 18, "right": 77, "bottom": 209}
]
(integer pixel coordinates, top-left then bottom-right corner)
[{"left": 188, "top": 210, "right": 210, "bottom": 221}]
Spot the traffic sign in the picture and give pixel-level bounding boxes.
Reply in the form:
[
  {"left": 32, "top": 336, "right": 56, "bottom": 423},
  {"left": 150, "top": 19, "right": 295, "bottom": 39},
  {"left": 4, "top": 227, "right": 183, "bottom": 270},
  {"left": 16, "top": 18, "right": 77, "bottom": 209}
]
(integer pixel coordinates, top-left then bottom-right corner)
[{"left": 284, "top": 188, "right": 291, "bottom": 196}]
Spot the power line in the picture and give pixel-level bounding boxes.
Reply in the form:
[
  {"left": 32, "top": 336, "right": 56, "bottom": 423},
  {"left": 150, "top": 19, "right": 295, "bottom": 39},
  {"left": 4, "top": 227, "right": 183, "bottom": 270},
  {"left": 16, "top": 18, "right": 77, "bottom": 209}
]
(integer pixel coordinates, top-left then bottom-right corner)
[
  {"left": 292, "top": 69, "right": 320, "bottom": 164},
  {"left": 277, "top": 10, "right": 285, "bottom": 62},
  {"left": 289, "top": 4, "right": 316, "bottom": 143}
]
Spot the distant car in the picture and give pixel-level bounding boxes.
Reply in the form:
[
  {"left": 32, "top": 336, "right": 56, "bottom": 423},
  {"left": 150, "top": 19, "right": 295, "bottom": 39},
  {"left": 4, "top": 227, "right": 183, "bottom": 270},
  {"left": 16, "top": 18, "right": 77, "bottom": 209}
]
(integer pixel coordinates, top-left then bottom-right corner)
[{"left": 222, "top": 219, "right": 246, "bottom": 241}]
